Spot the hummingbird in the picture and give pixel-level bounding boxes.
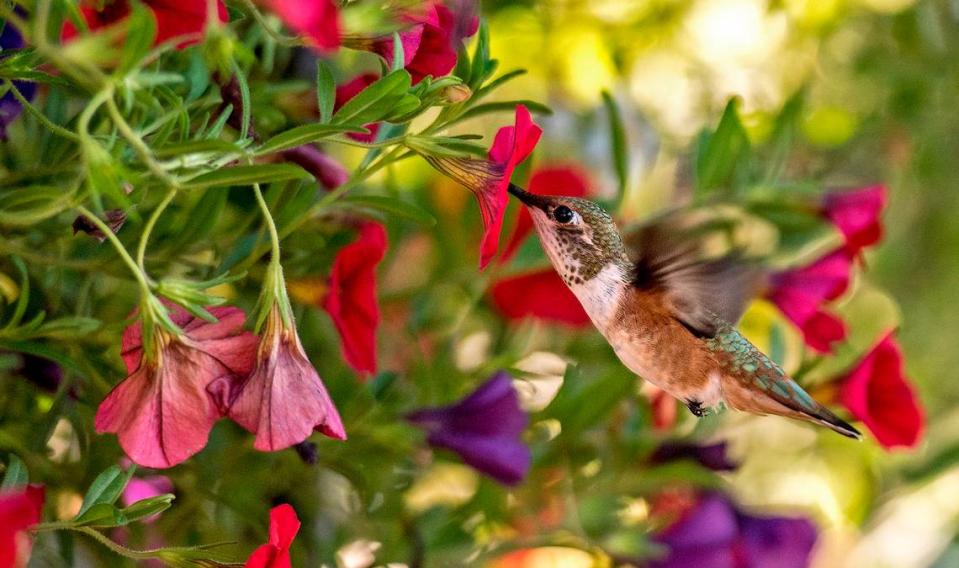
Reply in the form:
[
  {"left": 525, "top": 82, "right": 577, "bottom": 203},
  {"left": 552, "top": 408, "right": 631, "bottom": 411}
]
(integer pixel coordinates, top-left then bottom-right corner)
[{"left": 506, "top": 183, "right": 861, "bottom": 439}]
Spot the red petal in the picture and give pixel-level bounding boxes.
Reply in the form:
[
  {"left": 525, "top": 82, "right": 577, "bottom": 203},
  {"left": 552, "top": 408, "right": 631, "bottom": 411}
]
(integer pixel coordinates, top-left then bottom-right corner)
[
  {"left": 148, "top": 0, "right": 228, "bottom": 47},
  {"left": 490, "top": 269, "right": 591, "bottom": 326},
  {"left": 270, "top": 0, "right": 340, "bottom": 51},
  {"left": 839, "top": 333, "right": 925, "bottom": 449},
  {"left": 800, "top": 310, "right": 847, "bottom": 354},
  {"left": 404, "top": 4, "right": 457, "bottom": 84},
  {"left": 0, "top": 486, "right": 44, "bottom": 568},
  {"left": 268, "top": 504, "right": 301, "bottom": 549},
  {"left": 823, "top": 185, "right": 887, "bottom": 255},
  {"left": 244, "top": 544, "right": 280, "bottom": 568},
  {"left": 323, "top": 223, "right": 388, "bottom": 376}
]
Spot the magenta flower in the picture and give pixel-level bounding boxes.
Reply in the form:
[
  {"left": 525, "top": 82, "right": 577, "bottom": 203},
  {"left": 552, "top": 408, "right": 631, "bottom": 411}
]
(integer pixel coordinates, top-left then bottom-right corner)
[
  {"left": 0, "top": 485, "right": 44, "bottom": 568},
  {"left": 217, "top": 305, "right": 346, "bottom": 452},
  {"left": 766, "top": 248, "right": 853, "bottom": 353},
  {"left": 280, "top": 144, "right": 348, "bottom": 190},
  {"left": 837, "top": 332, "right": 924, "bottom": 449},
  {"left": 652, "top": 492, "right": 817, "bottom": 568},
  {"left": 371, "top": 2, "right": 479, "bottom": 84},
  {"left": 245, "top": 504, "right": 301, "bottom": 568},
  {"left": 270, "top": 0, "right": 340, "bottom": 52},
  {"left": 1, "top": 19, "right": 36, "bottom": 141},
  {"left": 61, "top": 0, "right": 228, "bottom": 49},
  {"left": 407, "top": 372, "right": 530, "bottom": 486},
  {"left": 822, "top": 185, "right": 888, "bottom": 255},
  {"left": 97, "top": 304, "right": 257, "bottom": 468},
  {"left": 424, "top": 105, "right": 542, "bottom": 268},
  {"left": 649, "top": 441, "right": 738, "bottom": 472},
  {"left": 322, "top": 222, "right": 388, "bottom": 377}
]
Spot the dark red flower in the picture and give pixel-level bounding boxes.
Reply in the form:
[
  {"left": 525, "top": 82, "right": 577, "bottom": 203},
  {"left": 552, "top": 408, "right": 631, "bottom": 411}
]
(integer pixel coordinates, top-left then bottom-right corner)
[
  {"left": 407, "top": 372, "right": 530, "bottom": 485},
  {"left": 270, "top": 0, "right": 340, "bottom": 52},
  {"left": 0, "top": 485, "right": 44, "bottom": 568},
  {"left": 489, "top": 270, "right": 590, "bottom": 326},
  {"left": 370, "top": 2, "right": 479, "bottom": 84},
  {"left": 61, "top": 0, "right": 228, "bottom": 49},
  {"left": 822, "top": 185, "right": 887, "bottom": 255},
  {"left": 280, "top": 145, "right": 348, "bottom": 190},
  {"left": 425, "top": 105, "right": 542, "bottom": 268},
  {"left": 217, "top": 305, "right": 346, "bottom": 451},
  {"left": 244, "top": 504, "right": 301, "bottom": 568},
  {"left": 323, "top": 223, "right": 388, "bottom": 376},
  {"left": 650, "top": 441, "right": 738, "bottom": 472},
  {"left": 652, "top": 492, "right": 817, "bottom": 568},
  {"left": 96, "top": 304, "right": 257, "bottom": 468},
  {"left": 334, "top": 73, "right": 382, "bottom": 143},
  {"left": 837, "top": 332, "right": 924, "bottom": 449},
  {"left": 766, "top": 248, "right": 853, "bottom": 353}
]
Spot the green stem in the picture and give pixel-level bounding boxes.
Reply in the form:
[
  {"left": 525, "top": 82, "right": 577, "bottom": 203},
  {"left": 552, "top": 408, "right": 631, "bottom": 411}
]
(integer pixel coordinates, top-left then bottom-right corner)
[
  {"left": 75, "top": 205, "right": 153, "bottom": 293},
  {"left": 137, "top": 187, "right": 177, "bottom": 270},
  {"left": 69, "top": 526, "right": 159, "bottom": 560},
  {"left": 3, "top": 81, "right": 81, "bottom": 141},
  {"left": 105, "top": 97, "right": 179, "bottom": 188}
]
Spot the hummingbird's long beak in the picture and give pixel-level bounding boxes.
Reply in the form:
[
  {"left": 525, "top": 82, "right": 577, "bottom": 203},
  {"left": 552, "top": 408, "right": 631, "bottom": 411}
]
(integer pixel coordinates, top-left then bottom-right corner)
[{"left": 507, "top": 183, "right": 551, "bottom": 210}]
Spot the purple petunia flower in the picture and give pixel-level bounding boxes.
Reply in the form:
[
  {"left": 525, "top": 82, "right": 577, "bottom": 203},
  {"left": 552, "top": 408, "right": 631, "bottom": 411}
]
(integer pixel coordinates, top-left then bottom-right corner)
[
  {"left": 650, "top": 441, "right": 739, "bottom": 472},
  {"left": 407, "top": 372, "right": 530, "bottom": 486},
  {"left": 0, "top": 18, "right": 37, "bottom": 141},
  {"left": 652, "top": 492, "right": 817, "bottom": 568}
]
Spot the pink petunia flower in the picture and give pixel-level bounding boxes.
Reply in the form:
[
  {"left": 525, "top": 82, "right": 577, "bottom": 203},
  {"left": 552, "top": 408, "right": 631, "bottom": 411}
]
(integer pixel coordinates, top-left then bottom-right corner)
[
  {"left": 217, "top": 305, "right": 346, "bottom": 451},
  {"left": 766, "top": 248, "right": 853, "bottom": 353},
  {"left": 61, "top": 0, "right": 228, "bottom": 49},
  {"left": 424, "top": 105, "right": 542, "bottom": 268},
  {"left": 245, "top": 504, "right": 301, "bottom": 568},
  {"left": 822, "top": 185, "right": 888, "bottom": 256},
  {"left": 96, "top": 304, "right": 257, "bottom": 468},
  {"left": 837, "top": 332, "right": 924, "bottom": 449},
  {"left": 270, "top": 0, "right": 340, "bottom": 52},
  {"left": 0, "top": 485, "right": 44, "bottom": 568},
  {"left": 322, "top": 223, "right": 388, "bottom": 377}
]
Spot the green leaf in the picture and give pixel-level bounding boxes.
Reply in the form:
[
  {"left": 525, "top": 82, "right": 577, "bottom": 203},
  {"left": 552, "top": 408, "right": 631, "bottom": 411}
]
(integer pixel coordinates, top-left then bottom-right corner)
[
  {"left": 390, "top": 32, "right": 405, "bottom": 72},
  {"left": 117, "top": 3, "right": 157, "bottom": 75},
  {"left": 332, "top": 70, "right": 412, "bottom": 126},
  {"left": 695, "top": 98, "right": 751, "bottom": 195},
  {"left": 154, "top": 139, "right": 246, "bottom": 159},
  {"left": 1, "top": 455, "right": 28, "bottom": 489},
  {"left": 315, "top": 59, "right": 335, "bottom": 124},
  {"left": 183, "top": 164, "right": 311, "bottom": 189},
  {"left": 33, "top": 317, "right": 101, "bottom": 339},
  {"left": 0, "top": 186, "right": 75, "bottom": 226},
  {"left": 601, "top": 91, "right": 629, "bottom": 199},
  {"left": 232, "top": 62, "right": 252, "bottom": 140},
  {"left": 77, "top": 465, "right": 135, "bottom": 516},
  {"left": 255, "top": 123, "right": 369, "bottom": 156},
  {"left": 73, "top": 502, "right": 127, "bottom": 527},
  {"left": 545, "top": 367, "right": 634, "bottom": 436},
  {"left": 120, "top": 494, "right": 175, "bottom": 524},
  {"left": 3, "top": 257, "right": 30, "bottom": 331},
  {"left": 339, "top": 194, "right": 437, "bottom": 226},
  {"left": 468, "top": 21, "right": 491, "bottom": 89}
]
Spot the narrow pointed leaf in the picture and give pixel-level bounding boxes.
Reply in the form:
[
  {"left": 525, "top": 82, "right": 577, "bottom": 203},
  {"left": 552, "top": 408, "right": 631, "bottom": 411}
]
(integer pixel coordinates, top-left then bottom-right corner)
[{"left": 183, "top": 164, "right": 311, "bottom": 189}]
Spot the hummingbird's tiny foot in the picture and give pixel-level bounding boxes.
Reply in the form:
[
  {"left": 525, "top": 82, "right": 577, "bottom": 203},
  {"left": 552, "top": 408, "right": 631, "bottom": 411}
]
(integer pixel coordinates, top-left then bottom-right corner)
[{"left": 686, "top": 400, "right": 708, "bottom": 418}]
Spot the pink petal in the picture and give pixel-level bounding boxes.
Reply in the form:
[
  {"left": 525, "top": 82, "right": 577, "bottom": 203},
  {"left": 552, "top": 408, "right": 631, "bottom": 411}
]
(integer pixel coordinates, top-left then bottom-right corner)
[
  {"left": 268, "top": 504, "right": 301, "bottom": 550},
  {"left": 148, "top": 0, "right": 228, "bottom": 47},
  {"left": 270, "top": 0, "right": 340, "bottom": 51},
  {"left": 823, "top": 185, "right": 887, "bottom": 255},
  {"left": 0, "top": 486, "right": 44, "bottom": 568}
]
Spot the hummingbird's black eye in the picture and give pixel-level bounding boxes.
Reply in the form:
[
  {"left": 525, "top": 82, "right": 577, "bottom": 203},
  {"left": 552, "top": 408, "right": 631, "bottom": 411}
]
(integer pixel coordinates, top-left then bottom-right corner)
[{"left": 552, "top": 205, "right": 574, "bottom": 224}]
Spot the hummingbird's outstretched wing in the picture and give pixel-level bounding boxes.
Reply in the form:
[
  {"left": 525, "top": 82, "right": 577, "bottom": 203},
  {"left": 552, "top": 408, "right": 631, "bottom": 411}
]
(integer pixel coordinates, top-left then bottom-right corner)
[{"left": 624, "top": 219, "right": 763, "bottom": 338}]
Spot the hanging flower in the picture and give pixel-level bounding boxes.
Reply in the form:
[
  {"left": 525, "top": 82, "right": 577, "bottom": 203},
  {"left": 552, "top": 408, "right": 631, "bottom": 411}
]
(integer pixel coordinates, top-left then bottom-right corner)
[
  {"left": 489, "top": 270, "right": 590, "bottom": 326},
  {"left": 0, "top": 485, "right": 44, "bottom": 568},
  {"left": 322, "top": 222, "right": 388, "bottom": 377},
  {"left": 217, "top": 304, "right": 346, "bottom": 451},
  {"left": 407, "top": 371, "right": 531, "bottom": 485},
  {"left": 651, "top": 492, "right": 817, "bottom": 568},
  {"left": 822, "top": 185, "right": 888, "bottom": 255},
  {"left": 334, "top": 73, "right": 381, "bottom": 143},
  {"left": 61, "top": 0, "right": 228, "bottom": 49},
  {"left": 369, "top": 2, "right": 479, "bottom": 85},
  {"left": 836, "top": 332, "right": 924, "bottom": 449},
  {"left": 245, "top": 504, "right": 301, "bottom": 568},
  {"left": 270, "top": 0, "right": 340, "bottom": 52},
  {"left": 423, "top": 105, "right": 542, "bottom": 268},
  {"left": 96, "top": 303, "right": 257, "bottom": 468},
  {"left": 766, "top": 248, "right": 853, "bottom": 353},
  {"left": 649, "top": 441, "right": 738, "bottom": 472},
  {"left": 0, "top": 18, "right": 36, "bottom": 141}
]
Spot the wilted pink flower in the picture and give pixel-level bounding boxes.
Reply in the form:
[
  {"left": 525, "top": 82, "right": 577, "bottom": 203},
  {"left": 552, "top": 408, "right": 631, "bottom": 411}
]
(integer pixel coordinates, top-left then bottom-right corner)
[
  {"left": 61, "top": 0, "right": 228, "bottom": 49},
  {"left": 425, "top": 105, "right": 542, "bottom": 268},
  {"left": 371, "top": 2, "right": 479, "bottom": 84},
  {"left": 334, "top": 73, "right": 381, "bottom": 143},
  {"left": 322, "top": 223, "right": 388, "bottom": 377},
  {"left": 218, "top": 305, "right": 346, "bottom": 451},
  {"left": 766, "top": 249, "right": 853, "bottom": 353},
  {"left": 0, "top": 485, "right": 44, "bottom": 568},
  {"left": 270, "top": 0, "right": 340, "bottom": 52},
  {"left": 822, "top": 185, "right": 887, "bottom": 255},
  {"left": 280, "top": 145, "right": 349, "bottom": 190},
  {"left": 96, "top": 304, "right": 257, "bottom": 469},
  {"left": 245, "top": 504, "right": 301, "bottom": 568},
  {"left": 837, "top": 332, "right": 924, "bottom": 449}
]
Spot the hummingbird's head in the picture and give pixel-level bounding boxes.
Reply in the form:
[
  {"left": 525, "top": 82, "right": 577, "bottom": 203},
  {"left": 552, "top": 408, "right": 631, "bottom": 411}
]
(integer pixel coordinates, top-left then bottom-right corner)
[{"left": 508, "top": 184, "right": 630, "bottom": 286}]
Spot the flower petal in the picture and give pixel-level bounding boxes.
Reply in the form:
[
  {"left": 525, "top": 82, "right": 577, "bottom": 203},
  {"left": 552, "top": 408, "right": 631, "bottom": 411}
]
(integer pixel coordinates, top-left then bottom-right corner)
[
  {"left": 489, "top": 269, "right": 591, "bottom": 326},
  {"left": 270, "top": 0, "right": 340, "bottom": 51},
  {"left": 268, "top": 504, "right": 301, "bottom": 550},
  {"left": 0, "top": 486, "right": 44, "bottom": 568},
  {"left": 823, "top": 185, "right": 887, "bottom": 255}
]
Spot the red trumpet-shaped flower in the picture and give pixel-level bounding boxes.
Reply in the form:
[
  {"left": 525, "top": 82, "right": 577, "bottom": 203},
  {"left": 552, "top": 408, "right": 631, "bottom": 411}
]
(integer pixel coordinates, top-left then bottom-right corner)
[
  {"left": 371, "top": 2, "right": 479, "bottom": 85},
  {"left": 245, "top": 504, "right": 301, "bottom": 568},
  {"left": 766, "top": 248, "right": 853, "bottom": 353},
  {"left": 425, "top": 105, "right": 542, "bottom": 268},
  {"left": 61, "top": 0, "right": 228, "bottom": 49},
  {"left": 217, "top": 305, "right": 346, "bottom": 451},
  {"left": 270, "top": 0, "right": 340, "bottom": 52},
  {"left": 96, "top": 304, "right": 257, "bottom": 468},
  {"left": 837, "top": 332, "right": 924, "bottom": 449},
  {"left": 0, "top": 485, "right": 44, "bottom": 568},
  {"left": 822, "top": 185, "right": 888, "bottom": 256},
  {"left": 323, "top": 223, "right": 388, "bottom": 377}
]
